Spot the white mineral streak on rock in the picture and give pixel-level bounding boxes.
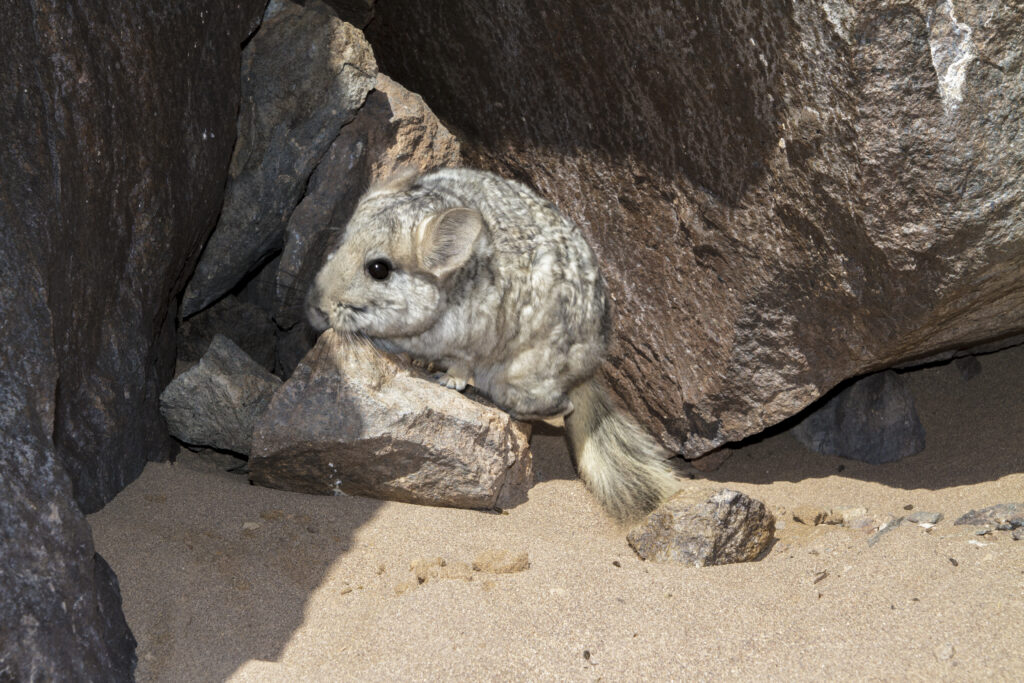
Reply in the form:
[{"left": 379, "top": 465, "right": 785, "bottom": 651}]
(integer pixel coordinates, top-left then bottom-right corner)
[{"left": 928, "top": 0, "right": 978, "bottom": 110}]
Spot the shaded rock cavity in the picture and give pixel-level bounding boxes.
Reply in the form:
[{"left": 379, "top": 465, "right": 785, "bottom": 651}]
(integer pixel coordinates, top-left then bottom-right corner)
[{"left": 791, "top": 370, "right": 926, "bottom": 464}]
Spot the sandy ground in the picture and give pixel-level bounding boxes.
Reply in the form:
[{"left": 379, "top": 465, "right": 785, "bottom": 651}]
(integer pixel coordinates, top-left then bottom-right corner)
[{"left": 89, "top": 345, "right": 1024, "bottom": 681}]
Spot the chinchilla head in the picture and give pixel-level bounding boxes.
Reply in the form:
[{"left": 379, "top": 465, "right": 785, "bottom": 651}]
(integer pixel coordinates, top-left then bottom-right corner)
[{"left": 306, "top": 171, "right": 484, "bottom": 338}]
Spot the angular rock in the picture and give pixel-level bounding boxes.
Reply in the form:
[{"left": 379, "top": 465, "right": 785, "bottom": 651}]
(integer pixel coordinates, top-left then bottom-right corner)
[
  {"left": 626, "top": 489, "right": 775, "bottom": 566},
  {"left": 161, "top": 335, "right": 282, "bottom": 455},
  {"left": 182, "top": 0, "right": 377, "bottom": 316},
  {"left": 791, "top": 371, "right": 926, "bottom": 464},
  {"left": 250, "top": 330, "right": 533, "bottom": 509},
  {"left": 177, "top": 295, "right": 278, "bottom": 372},
  {"left": 366, "top": 1, "right": 1024, "bottom": 458},
  {"left": 954, "top": 503, "right": 1024, "bottom": 529},
  {"left": 2, "top": 0, "right": 265, "bottom": 676},
  {"left": 274, "top": 73, "right": 461, "bottom": 329}
]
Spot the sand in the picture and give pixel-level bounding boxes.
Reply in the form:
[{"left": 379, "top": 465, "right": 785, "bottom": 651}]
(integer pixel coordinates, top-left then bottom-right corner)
[{"left": 89, "top": 345, "right": 1024, "bottom": 681}]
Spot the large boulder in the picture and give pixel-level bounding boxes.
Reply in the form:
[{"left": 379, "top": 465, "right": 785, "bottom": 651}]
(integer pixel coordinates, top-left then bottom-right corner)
[
  {"left": 0, "top": 0, "right": 265, "bottom": 677},
  {"left": 366, "top": 1, "right": 1024, "bottom": 457}
]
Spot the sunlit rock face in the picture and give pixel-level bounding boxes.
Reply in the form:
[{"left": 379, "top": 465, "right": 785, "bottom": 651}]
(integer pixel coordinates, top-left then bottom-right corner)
[{"left": 366, "top": 0, "right": 1024, "bottom": 456}]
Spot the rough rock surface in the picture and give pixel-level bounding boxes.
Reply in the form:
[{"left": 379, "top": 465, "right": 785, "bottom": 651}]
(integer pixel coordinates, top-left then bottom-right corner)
[
  {"left": 791, "top": 370, "right": 926, "bottom": 463},
  {"left": 954, "top": 503, "right": 1024, "bottom": 529},
  {"left": 161, "top": 335, "right": 282, "bottom": 455},
  {"left": 1, "top": 0, "right": 265, "bottom": 678},
  {"left": 250, "top": 330, "right": 533, "bottom": 509},
  {"left": 627, "top": 489, "right": 775, "bottom": 566},
  {"left": 182, "top": 0, "right": 377, "bottom": 316},
  {"left": 367, "top": 1, "right": 1024, "bottom": 457},
  {"left": 274, "top": 73, "right": 462, "bottom": 330},
  {"left": 177, "top": 295, "right": 278, "bottom": 372}
]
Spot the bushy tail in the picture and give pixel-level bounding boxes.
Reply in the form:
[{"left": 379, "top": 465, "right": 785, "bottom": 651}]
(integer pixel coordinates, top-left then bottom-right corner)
[{"left": 564, "top": 378, "right": 681, "bottom": 523}]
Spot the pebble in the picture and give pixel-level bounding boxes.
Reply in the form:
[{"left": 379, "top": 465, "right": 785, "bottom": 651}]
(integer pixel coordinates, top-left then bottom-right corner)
[{"left": 906, "top": 511, "right": 943, "bottom": 525}]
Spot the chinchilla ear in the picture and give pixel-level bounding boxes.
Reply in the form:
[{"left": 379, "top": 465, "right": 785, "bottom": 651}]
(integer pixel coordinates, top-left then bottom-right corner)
[
  {"left": 416, "top": 207, "right": 483, "bottom": 277},
  {"left": 366, "top": 166, "right": 419, "bottom": 197}
]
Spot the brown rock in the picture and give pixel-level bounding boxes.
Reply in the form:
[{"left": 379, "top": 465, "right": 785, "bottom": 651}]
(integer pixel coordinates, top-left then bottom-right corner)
[
  {"left": 627, "top": 489, "right": 775, "bottom": 566},
  {"left": 366, "top": 1, "right": 1024, "bottom": 458},
  {"left": 249, "top": 330, "right": 533, "bottom": 509}
]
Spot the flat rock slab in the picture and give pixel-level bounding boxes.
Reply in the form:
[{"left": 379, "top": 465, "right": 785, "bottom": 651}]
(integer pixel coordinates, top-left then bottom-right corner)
[
  {"left": 250, "top": 330, "right": 533, "bottom": 510},
  {"left": 627, "top": 488, "right": 775, "bottom": 566},
  {"left": 160, "top": 335, "right": 282, "bottom": 455}
]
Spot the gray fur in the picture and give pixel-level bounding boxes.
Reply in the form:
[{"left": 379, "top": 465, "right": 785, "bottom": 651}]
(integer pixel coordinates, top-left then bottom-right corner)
[{"left": 307, "top": 167, "right": 679, "bottom": 521}]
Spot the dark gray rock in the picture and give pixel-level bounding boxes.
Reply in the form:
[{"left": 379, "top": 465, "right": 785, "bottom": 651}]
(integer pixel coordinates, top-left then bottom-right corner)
[
  {"left": 274, "top": 73, "right": 461, "bottom": 329},
  {"left": 0, "top": 245, "right": 137, "bottom": 681},
  {"left": 321, "top": 0, "right": 375, "bottom": 27},
  {"left": 366, "top": 1, "right": 1024, "bottom": 458},
  {"left": 791, "top": 371, "right": 926, "bottom": 464},
  {"left": 626, "top": 489, "right": 775, "bottom": 566},
  {"left": 274, "top": 321, "right": 320, "bottom": 378},
  {"left": 1, "top": 0, "right": 265, "bottom": 676},
  {"left": 954, "top": 503, "right": 1024, "bottom": 529},
  {"left": 236, "top": 252, "right": 283, "bottom": 316},
  {"left": 250, "top": 330, "right": 533, "bottom": 510},
  {"left": 953, "top": 355, "right": 982, "bottom": 381},
  {"left": 182, "top": 0, "right": 377, "bottom": 316},
  {"left": 161, "top": 335, "right": 282, "bottom": 455},
  {"left": 178, "top": 295, "right": 278, "bottom": 372}
]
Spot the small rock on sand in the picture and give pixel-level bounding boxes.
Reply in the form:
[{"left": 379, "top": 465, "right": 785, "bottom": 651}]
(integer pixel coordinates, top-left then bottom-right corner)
[
  {"left": 954, "top": 503, "right": 1024, "bottom": 529},
  {"left": 626, "top": 489, "right": 775, "bottom": 566}
]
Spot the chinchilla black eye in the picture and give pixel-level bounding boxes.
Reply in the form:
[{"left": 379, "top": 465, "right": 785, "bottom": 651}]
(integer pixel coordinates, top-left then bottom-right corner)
[{"left": 366, "top": 258, "right": 392, "bottom": 281}]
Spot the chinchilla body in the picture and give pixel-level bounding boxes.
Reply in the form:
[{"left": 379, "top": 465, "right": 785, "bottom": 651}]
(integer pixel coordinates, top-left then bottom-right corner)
[{"left": 308, "top": 167, "right": 678, "bottom": 521}]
